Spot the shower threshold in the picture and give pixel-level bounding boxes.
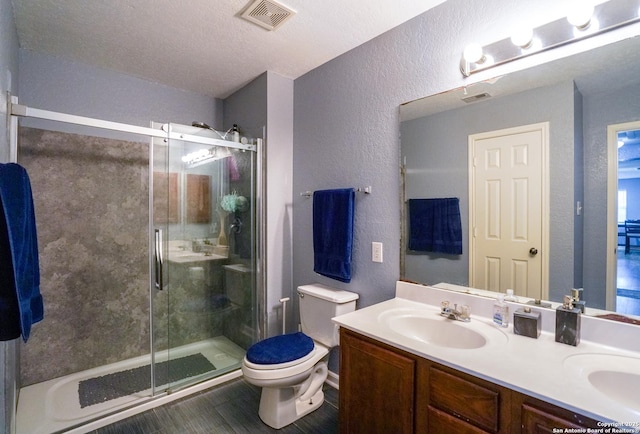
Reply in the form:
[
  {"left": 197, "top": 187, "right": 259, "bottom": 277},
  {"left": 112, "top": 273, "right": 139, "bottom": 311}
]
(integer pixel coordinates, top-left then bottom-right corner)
[{"left": 16, "top": 336, "right": 245, "bottom": 434}]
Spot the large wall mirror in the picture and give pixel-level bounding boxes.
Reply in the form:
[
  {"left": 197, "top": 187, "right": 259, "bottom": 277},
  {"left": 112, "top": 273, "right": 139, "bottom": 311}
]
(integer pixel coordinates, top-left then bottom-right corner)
[{"left": 400, "top": 34, "right": 640, "bottom": 321}]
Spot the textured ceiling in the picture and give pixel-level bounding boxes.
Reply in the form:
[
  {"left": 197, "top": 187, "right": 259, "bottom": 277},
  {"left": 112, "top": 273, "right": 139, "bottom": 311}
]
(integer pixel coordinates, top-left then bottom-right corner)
[{"left": 11, "top": 0, "right": 446, "bottom": 98}]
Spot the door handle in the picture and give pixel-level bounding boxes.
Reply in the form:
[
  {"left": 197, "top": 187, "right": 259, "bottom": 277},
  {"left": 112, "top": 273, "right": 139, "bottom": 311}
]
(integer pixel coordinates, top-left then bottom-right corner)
[
  {"left": 529, "top": 247, "right": 538, "bottom": 256},
  {"left": 154, "top": 229, "right": 164, "bottom": 290}
]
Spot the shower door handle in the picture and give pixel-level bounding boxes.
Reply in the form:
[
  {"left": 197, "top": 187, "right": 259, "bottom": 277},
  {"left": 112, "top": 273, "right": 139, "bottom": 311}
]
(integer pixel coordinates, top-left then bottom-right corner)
[{"left": 154, "top": 229, "right": 164, "bottom": 290}]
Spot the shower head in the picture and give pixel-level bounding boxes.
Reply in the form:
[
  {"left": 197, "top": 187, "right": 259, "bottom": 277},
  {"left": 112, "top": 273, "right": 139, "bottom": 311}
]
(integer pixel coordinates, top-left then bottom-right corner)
[
  {"left": 192, "top": 121, "right": 213, "bottom": 130},
  {"left": 191, "top": 121, "right": 229, "bottom": 141}
]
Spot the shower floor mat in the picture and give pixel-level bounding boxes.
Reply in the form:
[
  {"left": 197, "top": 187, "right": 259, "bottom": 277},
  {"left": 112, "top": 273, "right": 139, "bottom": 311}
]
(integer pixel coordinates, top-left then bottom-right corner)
[{"left": 78, "top": 353, "right": 215, "bottom": 408}]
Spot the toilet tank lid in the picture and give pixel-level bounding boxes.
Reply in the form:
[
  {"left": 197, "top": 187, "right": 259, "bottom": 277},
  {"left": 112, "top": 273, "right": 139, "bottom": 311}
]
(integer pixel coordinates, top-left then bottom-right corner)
[{"left": 297, "top": 284, "right": 359, "bottom": 303}]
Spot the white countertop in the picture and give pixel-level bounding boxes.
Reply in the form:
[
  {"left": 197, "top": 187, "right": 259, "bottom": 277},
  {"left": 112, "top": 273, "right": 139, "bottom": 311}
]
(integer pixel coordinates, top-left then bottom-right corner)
[{"left": 332, "top": 281, "right": 640, "bottom": 426}]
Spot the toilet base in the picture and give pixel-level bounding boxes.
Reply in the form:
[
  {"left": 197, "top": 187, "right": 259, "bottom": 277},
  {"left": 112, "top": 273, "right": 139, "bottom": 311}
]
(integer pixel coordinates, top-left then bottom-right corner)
[{"left": 258, "top": 386, "right": 325, "bottom": 429}]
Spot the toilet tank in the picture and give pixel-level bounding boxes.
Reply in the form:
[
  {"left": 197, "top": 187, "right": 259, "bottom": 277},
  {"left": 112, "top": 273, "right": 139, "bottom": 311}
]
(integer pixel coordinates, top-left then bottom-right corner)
[{"left": 298, "top": 284, "right": 358, "bottom": 347}]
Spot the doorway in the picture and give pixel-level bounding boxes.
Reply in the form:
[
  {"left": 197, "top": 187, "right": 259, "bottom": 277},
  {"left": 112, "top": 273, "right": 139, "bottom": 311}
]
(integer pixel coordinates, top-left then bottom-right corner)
[
  {"left": 607, "top": 121, "right": 640, "bottom": 315},
  {"left": 468, "top": 122, "right": 549, "bottom": 300}
]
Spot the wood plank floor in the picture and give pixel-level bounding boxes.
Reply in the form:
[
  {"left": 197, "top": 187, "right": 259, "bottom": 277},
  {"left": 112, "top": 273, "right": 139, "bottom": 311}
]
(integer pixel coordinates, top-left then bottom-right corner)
[{"left": 90, "top": 378, "right": 338, "bottom": 434}]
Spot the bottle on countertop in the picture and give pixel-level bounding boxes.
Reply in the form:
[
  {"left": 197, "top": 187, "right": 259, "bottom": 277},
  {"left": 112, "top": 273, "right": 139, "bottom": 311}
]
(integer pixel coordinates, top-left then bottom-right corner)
[{"left": 493, "top": 294, "right": 509, "bottom": 328}]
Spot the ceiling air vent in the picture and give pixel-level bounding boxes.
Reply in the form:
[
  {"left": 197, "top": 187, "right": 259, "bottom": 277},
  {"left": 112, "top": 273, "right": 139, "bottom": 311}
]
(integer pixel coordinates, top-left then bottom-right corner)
[
  {"left": 241, "top": 0, "right": 296, "bottom": 31},
  {"left": 462, "top": 92, "right": 492, "bottom": 103}
]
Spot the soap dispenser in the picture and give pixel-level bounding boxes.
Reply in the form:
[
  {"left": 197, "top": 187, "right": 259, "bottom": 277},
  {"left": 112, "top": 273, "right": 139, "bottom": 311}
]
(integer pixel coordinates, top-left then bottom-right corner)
[
  {"left": 555, "top": 295, "right": 581, "bottom": 346},
  {"left": 571, "top": 288, "right": 586, "bottom": 313}
]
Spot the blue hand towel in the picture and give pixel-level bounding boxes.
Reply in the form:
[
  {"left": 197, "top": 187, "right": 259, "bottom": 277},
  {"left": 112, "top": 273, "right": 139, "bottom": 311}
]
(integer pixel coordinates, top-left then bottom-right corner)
[
  {"left": 408, "top": 198, "right": 462, "bottom": 255},
  {"left": 0, "top": 163, "right": 43, "bottom": 342},
  {"left": 313, "top": 188, "right": 355, "bottom": 283}
]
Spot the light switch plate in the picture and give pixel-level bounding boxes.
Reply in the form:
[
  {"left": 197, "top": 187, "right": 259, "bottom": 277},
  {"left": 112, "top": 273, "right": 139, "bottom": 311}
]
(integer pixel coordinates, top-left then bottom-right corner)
[{"left": 372, "top": 242, "right": 383, "bottom": 263}]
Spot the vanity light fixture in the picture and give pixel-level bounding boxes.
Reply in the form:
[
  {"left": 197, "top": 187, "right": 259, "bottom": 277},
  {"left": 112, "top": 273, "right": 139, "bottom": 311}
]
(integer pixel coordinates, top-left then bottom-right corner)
[{"left": 460, "top": 0, "right": 640, "bottom": 77}]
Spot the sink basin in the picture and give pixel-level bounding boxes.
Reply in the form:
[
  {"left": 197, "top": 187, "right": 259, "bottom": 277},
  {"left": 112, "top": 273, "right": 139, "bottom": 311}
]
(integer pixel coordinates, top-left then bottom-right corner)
[
  {"left": 564, "top": 354, "right": 640, "bottom": 410},
  {"left": 167, "top": 251, "right": 220, "bottom": 262},
  {"left": 172, "top": 252, "right": 205, "bottom": 258},
  {"left": 378, "top": 308, "right": 507, "bottom": 349}
]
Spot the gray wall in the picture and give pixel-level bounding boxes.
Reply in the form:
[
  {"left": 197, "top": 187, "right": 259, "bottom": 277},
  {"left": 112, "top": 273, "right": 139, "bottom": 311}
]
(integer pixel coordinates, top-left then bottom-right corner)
[
  {"left": 0, "top": 0, "right": 20, "bottom": 431},
  {"left": 400, "top": 81, "right": 578, "bottom": 303},
  {"left": 223, "top": 71, "right": 295, "bottom": 338},
  {"left": 573, "top": 84, "right": 584, "bottom": 292},
  {"left": 18, "top": 50, "right": 223, "bottom": 137},
  {"left": 583, "top": 84, "right": 640, "bottom": 307}
]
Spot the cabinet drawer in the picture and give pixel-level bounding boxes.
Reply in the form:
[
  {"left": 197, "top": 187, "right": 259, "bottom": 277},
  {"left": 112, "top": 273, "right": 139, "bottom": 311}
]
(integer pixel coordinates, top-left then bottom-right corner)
[
  {"left": 429, "top": 366, "right": 500, "bottom": 432},
  {"left": 516, "top": 394, "right": 601, "bottom": 431},
  {"left": 428, "top": 406, "right": 491, "bottom": 433}
]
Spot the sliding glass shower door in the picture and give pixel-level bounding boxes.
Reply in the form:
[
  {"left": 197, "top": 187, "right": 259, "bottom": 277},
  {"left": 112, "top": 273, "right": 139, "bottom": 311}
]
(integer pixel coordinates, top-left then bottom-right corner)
[
  {"left": 13, "top": 111, "right": 262, "bottom": 432},
  {"left": 151, "top": 123, "right": 259, "bottom": 394}
]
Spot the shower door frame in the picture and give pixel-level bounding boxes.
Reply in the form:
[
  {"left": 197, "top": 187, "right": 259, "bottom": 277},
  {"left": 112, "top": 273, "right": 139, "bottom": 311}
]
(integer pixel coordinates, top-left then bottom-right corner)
[{"left": 9, "top": 101, "right": 264, "bottom": 398}]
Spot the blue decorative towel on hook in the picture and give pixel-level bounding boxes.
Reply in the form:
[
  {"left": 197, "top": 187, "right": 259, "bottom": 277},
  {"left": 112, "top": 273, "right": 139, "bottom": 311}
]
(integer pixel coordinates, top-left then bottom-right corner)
[
  {"left": 408, "top": 198, "right": 462, "bottom": 255},
  {"left": 313, "top": 188, "right": 355, "bottom": 283},
  {"left": 0, "top": 163, "right": 43, "bottom": 342}
]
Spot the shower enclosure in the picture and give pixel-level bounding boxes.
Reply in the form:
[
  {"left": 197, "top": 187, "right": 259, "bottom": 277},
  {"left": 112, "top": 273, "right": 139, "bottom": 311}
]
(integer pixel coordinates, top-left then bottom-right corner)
[{"left": 10, "top": 106, "right": 263, "bottom": 433}]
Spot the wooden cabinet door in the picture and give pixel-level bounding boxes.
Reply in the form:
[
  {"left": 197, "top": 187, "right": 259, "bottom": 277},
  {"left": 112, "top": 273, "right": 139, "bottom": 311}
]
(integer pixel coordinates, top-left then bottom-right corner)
[
  {"left": 516, "top": 394, "right": 601, "bottom": 432},
  {"left": 339, "top": 329, "right": 416, "bottom": 434},
  {"left": 416, "top": 360, "right": 512, "bottom": 433}
]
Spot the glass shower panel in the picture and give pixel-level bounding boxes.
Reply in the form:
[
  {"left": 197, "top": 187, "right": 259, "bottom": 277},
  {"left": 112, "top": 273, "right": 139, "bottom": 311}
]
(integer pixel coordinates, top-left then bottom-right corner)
[{"left": 152, "top": 123, "right": 258, "bottom": 393}]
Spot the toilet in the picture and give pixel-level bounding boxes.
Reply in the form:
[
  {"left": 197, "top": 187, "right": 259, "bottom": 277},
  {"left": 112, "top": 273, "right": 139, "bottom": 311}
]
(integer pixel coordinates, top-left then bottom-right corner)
[{"left": 241, "top": 283, "right": 358, "bottom": 429}]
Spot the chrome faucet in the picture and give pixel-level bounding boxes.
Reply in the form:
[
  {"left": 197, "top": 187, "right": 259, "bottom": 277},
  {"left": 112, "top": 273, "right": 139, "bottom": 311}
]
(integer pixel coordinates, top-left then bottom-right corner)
[{"left": 440, "top": 301, "right": 471, "bottom": 322}]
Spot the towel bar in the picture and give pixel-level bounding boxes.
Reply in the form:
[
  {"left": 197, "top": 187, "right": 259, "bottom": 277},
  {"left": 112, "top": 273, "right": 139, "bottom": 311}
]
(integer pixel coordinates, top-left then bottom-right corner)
[{"left": 300, "top": 186, "right": 371, "bottom": 198}]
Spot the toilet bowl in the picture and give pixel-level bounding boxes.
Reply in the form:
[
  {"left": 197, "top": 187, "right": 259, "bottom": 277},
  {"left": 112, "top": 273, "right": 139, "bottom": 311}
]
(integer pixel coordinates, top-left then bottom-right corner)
[
  {"left": 241, "top": 284, "right": 358, "bottom": 429},
  {"left": 242, "top": 336, "right": 329, "bottom": 429}
]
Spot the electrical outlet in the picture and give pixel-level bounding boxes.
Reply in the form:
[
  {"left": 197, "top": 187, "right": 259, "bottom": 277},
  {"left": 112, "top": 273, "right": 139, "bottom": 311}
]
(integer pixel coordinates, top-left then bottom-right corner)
[{"left": 372, "top": 242, "right": 383, "bottom": 263}]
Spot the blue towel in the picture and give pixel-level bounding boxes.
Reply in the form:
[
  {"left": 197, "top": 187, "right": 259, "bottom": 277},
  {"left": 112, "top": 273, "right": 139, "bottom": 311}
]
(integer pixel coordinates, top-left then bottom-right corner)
[
  {"left": 0, "top": 164, "right": 43, "bottom": 342},
  {"left": 313, "top": 188, "right": 355, "bottom": 283},
  {"left": 408, "top": 198, "right": 462, "bottom": 255}
]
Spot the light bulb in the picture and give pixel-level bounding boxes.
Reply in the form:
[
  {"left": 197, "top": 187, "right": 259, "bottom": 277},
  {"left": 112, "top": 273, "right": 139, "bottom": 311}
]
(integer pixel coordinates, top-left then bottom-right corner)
[
  {"left": 463, "top": 43, "right": 484, "bottom": 63},
  {"left": 567, "top": 4, "right": 594, "bottom": 29},
  {"left": 511, "top": 28, "right": 534, "bottom": 49}
]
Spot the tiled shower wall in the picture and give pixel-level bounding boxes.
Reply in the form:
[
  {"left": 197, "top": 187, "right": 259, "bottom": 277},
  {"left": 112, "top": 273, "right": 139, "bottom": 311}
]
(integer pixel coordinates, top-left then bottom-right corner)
[{"left": 18, "top": 127, "right": 151, "bottom": 386}]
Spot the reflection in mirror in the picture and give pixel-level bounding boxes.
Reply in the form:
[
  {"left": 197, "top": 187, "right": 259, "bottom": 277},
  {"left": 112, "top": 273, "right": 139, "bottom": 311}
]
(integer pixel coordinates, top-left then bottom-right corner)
[{"left": 400, "top": 35, "right": 640, "bottom": 321}]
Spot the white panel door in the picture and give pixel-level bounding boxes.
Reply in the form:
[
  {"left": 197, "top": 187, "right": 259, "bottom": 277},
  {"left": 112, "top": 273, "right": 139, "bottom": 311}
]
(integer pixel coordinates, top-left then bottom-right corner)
[{"left": 469, "top": 123, "right": 548, "bottom": 300}]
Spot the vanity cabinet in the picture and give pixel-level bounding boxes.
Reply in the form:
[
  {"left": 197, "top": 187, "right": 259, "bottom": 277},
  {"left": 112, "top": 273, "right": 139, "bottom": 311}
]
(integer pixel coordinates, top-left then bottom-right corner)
[
  {"left": 339, "top": 328, "right": 415, "bottom": 434},
  {"left": 339, "top": 328, "right": 600, "bottom": 434}
]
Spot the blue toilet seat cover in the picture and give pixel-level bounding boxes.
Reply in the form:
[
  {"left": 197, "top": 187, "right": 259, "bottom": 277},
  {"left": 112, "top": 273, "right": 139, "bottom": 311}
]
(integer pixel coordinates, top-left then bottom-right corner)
[{"left": 246, "top": 332, "right": 314, "bottom": 365}]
